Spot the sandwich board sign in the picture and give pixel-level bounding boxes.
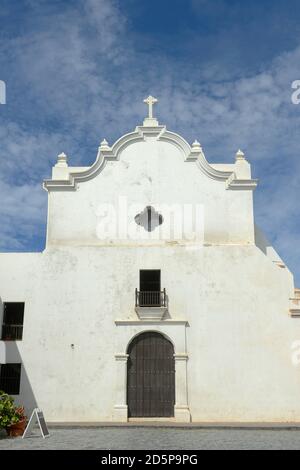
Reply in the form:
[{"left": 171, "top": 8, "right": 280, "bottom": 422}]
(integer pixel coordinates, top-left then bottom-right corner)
[{"left": 22, "top": 408, "right": 50, "bottom": 439}]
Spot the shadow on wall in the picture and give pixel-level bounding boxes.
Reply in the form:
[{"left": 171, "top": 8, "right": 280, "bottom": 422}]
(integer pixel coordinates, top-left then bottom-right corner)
[
  {"left": 0, "top": 308, "right": 38, "bottom": 416},
  {"left": 255, "top": 224, "right": 272, "bottom": 256},
  {"left": 8, "top": 342, "right": 38, "bottom": 414},
  {"left": 254, "top": 224, "right": 285, "bottom": 265}
]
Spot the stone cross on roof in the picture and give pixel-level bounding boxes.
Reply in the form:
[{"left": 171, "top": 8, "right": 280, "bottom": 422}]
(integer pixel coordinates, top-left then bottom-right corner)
[
  {"left": 143, "top": 95, "right": 159, "bottom": 127},
  {"left": 143, "top": 95, "right": 158, "bottom": 119}
]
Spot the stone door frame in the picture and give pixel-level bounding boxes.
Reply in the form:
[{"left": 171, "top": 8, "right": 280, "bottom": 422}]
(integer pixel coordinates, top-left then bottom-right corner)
[{"left": 113, "top": 320, "right": 191, "bottom": 423}]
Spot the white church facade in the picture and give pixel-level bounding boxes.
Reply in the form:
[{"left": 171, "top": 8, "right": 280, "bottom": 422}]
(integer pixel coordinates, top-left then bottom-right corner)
[{"left": 0, "top": 96, "right": 300, "bottom": 423}]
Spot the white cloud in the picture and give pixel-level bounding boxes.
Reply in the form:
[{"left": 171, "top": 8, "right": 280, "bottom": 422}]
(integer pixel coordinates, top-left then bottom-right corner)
[{"left": 0, "top": 0, "right": 299, "bottom": 283}]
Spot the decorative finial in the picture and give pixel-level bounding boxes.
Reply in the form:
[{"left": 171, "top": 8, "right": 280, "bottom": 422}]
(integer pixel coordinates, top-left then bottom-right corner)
[
  {"left": 56, "top": 152, "right": 68, "bottom": 167},
  {"left": 235, "top": 149, "right": 245, "bottom": 161},
  {"left": 192, "top": 140, "right": 202, "bottom": 151},
  {"left": 99, "top": 138, "right": 110, "bottom": 150}
]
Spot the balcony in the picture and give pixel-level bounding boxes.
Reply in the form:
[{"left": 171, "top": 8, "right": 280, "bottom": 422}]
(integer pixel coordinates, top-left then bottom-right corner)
[
  {"left": 1, "top": 324, "right": 23, "bottom": 341},
  {"left": 135, "top": 289, "right": 167, "bottom": 320}
]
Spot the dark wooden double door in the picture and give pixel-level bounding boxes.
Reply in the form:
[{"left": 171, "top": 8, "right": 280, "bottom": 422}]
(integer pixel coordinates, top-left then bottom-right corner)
[{"left": 127, "top": 332, "right": 175, "bottom": 417}]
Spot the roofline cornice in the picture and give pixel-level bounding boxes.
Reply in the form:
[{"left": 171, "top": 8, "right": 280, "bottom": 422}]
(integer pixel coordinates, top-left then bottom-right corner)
[{"left": 43, "top": 124, "right": 258, "bottom": 192}]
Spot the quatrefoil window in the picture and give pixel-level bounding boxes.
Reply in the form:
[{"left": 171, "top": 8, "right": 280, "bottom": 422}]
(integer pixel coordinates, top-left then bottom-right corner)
[{"left": 135, "top": 206, "right": 163, "bottom": 232}]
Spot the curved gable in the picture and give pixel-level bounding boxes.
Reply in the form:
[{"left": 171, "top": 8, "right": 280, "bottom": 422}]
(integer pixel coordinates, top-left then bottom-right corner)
[
  {"left": 43, "top": 100, "right": 258, "bottom": 247},
  {"left": 43, "top": 124, "right": 257, "bottom": 192}
]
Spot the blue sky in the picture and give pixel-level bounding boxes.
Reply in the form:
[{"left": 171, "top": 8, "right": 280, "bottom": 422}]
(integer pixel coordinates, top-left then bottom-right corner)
[{"left": 0, "top": 0, "right": 299, "bottom": 284}]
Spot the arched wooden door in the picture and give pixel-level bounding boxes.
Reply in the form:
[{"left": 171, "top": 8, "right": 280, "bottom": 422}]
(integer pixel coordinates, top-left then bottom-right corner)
[{"left": 127, "top": 332, "right": 175, "bottom": 417}]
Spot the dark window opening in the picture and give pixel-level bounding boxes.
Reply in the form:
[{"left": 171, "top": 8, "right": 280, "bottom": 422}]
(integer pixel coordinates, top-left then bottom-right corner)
[
  {"left": 0, "top": 364, "right": 21, "bottom": 395},
  {"left": 1, "top": 303, "right": 24, "bottom": 341},
  {"left": 136, "top": 270, "right": 165, "bottom": 307},
  {"left": 140, "top": 270, "right": 161, "bottom": 292}
]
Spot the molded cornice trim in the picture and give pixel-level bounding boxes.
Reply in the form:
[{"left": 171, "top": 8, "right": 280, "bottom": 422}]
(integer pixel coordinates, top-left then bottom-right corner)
[{"left": 43, "top": 125, "right": 258, "bottom": 192}]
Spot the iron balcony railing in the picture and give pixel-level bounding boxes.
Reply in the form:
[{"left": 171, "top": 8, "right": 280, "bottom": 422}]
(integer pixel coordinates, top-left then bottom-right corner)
[
  {"left": 135, "top": 289, "right": 166, "bottom": 307},
  {"left": 1, "top": 324, "right": 23, "bottom": 341}
]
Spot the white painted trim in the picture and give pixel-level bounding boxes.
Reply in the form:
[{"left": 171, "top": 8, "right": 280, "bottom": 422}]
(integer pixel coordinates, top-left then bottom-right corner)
[
  {"left": 174, "top": 353, "right": 189, "bottom": 361},
  {"left": 115, "top": 319, "right": 189, "bottom": 325},
  {"left": 115, "top": 354, "right": 129, "bottom": 361},
  {"left": 43, "top": 124, "right": 257, "bottom": 192},
  {"left": 290, "top": 309, "right": 300, "bottom": 317},
  {"left": 135, "top": 306, "right": 167, "bottom": 321},
  {"left": 113, "top": 324, "right": 191, "bottom": 422},
  {"left": 226, "top": 175, "right": 258, "bottom": 191}
]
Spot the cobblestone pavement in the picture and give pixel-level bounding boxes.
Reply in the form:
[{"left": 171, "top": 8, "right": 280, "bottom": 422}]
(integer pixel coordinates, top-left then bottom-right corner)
[{"left": 1, "top": 427, "right": 300, "bottom": 450}]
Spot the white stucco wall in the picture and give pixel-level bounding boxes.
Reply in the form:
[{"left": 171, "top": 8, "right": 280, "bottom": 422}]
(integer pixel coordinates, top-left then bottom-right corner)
[
  {"left": 0, "top": 244, "right": 299, "bottom": 422},
  {"left": 0, "top": 121, "right": 299, "bottom": 423},
  {"left": 46, "top": 138, "right": 255, "bottom": 247}
]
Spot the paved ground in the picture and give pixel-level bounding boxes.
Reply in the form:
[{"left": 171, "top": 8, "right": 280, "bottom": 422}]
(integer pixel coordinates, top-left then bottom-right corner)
[{"left": 1, "top": 426, "right": 300, "bottom": 450}]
